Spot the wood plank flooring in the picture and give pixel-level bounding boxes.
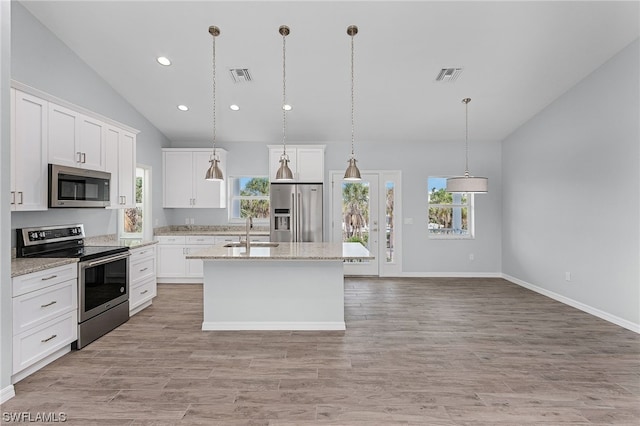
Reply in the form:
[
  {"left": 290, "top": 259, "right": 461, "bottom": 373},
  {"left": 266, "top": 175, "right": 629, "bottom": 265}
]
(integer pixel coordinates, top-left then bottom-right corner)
[{"left": 2, "top": 277, "right": 639, "bottom": 425}]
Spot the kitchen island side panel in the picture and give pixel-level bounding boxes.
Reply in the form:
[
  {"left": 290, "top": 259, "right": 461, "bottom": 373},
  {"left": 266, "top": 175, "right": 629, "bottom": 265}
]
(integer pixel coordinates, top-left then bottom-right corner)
[{"left": 202, "top": 260, "right": 345, "bottom": 330}]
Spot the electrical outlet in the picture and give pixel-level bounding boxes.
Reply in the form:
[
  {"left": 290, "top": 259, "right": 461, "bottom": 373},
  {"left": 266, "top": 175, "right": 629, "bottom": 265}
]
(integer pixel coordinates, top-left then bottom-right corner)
[
  {"left": 190, "top": 218, "right": 195, "bottom": 225},
  {"left": 185, "top": 218, "right": 189, "bottom": 225},
  {"left": 469, "top": 253, "right": 474, "bottom": 261},
  {"left": 565, "top": 272, "right": 571, "bottom": 281}
]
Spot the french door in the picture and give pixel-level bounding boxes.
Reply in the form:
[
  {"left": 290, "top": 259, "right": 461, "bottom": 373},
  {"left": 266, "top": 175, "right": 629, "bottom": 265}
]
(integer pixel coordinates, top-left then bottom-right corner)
[{"left": 330, "top": 170, "right": 402, "bottom": 277}]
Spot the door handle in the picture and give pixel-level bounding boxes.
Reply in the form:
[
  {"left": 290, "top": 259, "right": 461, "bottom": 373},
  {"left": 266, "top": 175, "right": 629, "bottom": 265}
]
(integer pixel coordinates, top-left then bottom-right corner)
[
  {"left": 41, "top": 300, "right": 57, "bottom": 308},
  {"left": 18, "top": 192, "right": 23, "bottom": 205},
  {"left": 81, "top": 152, "right": 86, "bottom": 163},
  {"left": 77, "top": 152, "right": 82, "bottom": 162},
  {"left": 10, "top": 191, "right": 15, "bottom": 205},
  {"left": 41, "top": 334, "right": 57, "bottom": 343}
]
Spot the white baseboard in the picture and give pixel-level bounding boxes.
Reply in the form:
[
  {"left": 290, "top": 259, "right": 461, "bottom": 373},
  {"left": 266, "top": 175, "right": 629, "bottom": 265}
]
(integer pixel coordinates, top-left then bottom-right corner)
[
  {"left": 202, "top": 321, "right": 346, "bottom": 331},
  {"left": 502, "top": 273, "right": 640, "bottom": 334},
  {"left": 1, "top": 385, "right": 15, "bottom": 404},
  {"left": 401, "top": 272, "right": 502, "bottom": 278}
]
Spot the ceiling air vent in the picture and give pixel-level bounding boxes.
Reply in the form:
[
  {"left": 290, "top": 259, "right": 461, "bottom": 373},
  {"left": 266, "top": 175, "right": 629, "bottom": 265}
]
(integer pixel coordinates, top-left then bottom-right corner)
[
  {"left": 435, "top": 68, "right": 463, "bottom": 82},
  {"left": 229, "top": 68, "right": 252, "bottom": 83}
]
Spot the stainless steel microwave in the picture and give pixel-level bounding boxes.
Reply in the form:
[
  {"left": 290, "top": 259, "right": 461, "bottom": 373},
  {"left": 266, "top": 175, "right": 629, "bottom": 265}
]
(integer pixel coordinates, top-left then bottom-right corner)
[{"left": 48, "top": 164, "right": 111, "bottom": 208}]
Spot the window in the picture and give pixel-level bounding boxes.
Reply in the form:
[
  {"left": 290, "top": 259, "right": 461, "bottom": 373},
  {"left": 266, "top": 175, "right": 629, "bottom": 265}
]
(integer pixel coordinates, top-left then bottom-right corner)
[
  {"left": 385, "top": 181, "right": 395, "bottom": 262},
  {"left": 121, "top": 168, "right": 145, "bottom": 239},
  {"left": 428, "top": 176, "right": 474, "bottom": 239},
  {"left": 229, "top": 176, "right": 270, "bottom": 223}
]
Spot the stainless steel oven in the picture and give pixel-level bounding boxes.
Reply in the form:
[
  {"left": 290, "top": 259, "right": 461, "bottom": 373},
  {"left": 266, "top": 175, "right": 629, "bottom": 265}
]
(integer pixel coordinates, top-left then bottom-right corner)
[{"left": 16, "top": 224, "right": 130, "bottom": 349}]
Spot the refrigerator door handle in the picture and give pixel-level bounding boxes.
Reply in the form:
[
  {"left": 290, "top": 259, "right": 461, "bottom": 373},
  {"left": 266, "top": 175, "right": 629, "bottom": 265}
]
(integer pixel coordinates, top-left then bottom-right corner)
[
  {"left": 291, "top": 193, "right": 296, "bottom": 242},
  {"left": 297, "top": 191, "right": 302, "bottom": 242}
]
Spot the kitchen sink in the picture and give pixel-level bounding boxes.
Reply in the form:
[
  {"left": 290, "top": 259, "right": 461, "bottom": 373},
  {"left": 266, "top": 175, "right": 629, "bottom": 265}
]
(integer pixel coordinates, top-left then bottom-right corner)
[{"left": 224, "top": 242, "right": 280, "bottom": 248}]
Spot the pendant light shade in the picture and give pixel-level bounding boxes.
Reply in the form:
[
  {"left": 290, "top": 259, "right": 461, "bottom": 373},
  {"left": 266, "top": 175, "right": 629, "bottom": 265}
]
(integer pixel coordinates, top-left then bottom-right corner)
[
  {"left": 344, "top": 25, "right": 362, "bottom": 181},
  {"left": 446, "top": 98, "right": 488, "bottom": 193},
  {"left": 205, "top": 25, "right": 224, "bottom": 181},
  {"left": 275, "top": 25, "right": 294, "bottom": 181}
]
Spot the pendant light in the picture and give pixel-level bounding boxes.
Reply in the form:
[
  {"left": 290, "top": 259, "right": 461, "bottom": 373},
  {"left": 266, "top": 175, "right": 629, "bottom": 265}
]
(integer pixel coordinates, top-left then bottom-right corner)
[
  {"left": 205, "top": 25, "right": 224, "bottom": 181},
  {"left": 275, "top": 25, "right": 294, "bottom": 181},
  {"left": 446, "top": 98, "right": 488, "bottom": 193},
  {"left": 344, "top": 25, "right": 361, "bottom": 181}
]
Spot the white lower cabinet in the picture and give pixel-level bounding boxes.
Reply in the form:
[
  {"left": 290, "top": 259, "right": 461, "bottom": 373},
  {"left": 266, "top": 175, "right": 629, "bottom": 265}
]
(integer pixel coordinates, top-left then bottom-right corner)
[
  {"left": 129, "top": 245, "right": 157, "bottom": 315},
  {"left": 156, "top": 235, "right": 218, "bottom": 283},
  {"left": 11, "top": 263, "right": 78, "bottom": 382}
]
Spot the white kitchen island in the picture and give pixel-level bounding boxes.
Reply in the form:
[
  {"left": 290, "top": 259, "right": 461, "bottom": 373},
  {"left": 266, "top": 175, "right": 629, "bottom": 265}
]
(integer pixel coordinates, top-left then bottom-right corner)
[{"left": 186, "top": 242, "right": 372, "bottom": 331}]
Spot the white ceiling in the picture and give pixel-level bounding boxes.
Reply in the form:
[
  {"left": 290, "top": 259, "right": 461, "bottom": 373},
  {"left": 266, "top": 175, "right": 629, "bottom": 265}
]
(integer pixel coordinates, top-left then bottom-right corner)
[{"left": 20, "top": 1, "right": 639, "bottom": 146}]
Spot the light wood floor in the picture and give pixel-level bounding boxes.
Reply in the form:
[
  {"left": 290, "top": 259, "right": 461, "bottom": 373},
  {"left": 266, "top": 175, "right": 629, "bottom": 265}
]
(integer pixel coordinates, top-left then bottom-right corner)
[{"left": 2, "top": 278, "right": 639, "bottom": 425}]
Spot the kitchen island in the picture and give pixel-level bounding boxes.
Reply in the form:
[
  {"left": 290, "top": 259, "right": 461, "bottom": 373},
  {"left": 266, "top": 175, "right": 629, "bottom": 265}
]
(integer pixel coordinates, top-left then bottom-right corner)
[{"left": 186, "top": 242, "right": 372, "bottom": 331}]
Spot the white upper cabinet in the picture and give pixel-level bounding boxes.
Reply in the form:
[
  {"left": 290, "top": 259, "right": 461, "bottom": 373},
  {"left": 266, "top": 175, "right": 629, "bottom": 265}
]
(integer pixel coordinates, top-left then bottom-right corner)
[
  {"left": 105, "top": 126, "right": 136, "bottom": 208},
  {"left": 162, "top": 148, "right": 227, "bottom": 208},
  {"left": 48, "top": 102, "right": 106, "bottom": 171},
  {"left": 268, "top": 144, "right": 325, "bottom": 183},
  {"left": 10, "top": 89, "right": 49, "bottom": 211}
]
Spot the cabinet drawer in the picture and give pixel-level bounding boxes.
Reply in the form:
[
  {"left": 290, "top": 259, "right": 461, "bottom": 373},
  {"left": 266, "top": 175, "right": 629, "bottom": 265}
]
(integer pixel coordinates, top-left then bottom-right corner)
[
  {"left": 13, "top": 311, "right": 77, "bottom": 374},
  {"left": 130, "top": 278, "right": 157, "bottom": 310},
  {"left": 130, "top": 257, "right": 155, "bottom": 283},
  {"left": 130, "top": 246, "right": 155, "bottom": 261},
  {"left": 186, "top": 235, "right": 216, "bottom": 245},
  {"left": 13, "top": 280, "right": 77, "bottom": 335},
  {"left": 13, "top": 263, "right": 77, "bottom": 297},
  {"left": 155, "top": 236, "right": 186, "bottom": 245},
  {"left": 214, "top": 235, "right": 238, "bottom": 244}
]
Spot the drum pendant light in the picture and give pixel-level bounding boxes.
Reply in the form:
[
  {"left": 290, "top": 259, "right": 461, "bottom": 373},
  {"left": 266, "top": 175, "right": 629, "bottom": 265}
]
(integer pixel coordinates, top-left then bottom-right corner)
[
  {"left": 446, "top": 98, "right": 488, "bottom": 193},
  {"left": 275, "top": 25, "right": 294, "bottom": 181},
  {"left": 205, "top": 26, "right": 224, "bottom": 181},
  {"left": 344, "top": 25, "right": 362, "bottom": 181}
]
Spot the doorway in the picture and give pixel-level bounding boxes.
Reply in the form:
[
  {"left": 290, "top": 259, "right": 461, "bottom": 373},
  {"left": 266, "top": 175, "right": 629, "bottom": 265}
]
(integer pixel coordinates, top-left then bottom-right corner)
[{"left": 330, "top": 171, "right": 402, "bottom": 277}]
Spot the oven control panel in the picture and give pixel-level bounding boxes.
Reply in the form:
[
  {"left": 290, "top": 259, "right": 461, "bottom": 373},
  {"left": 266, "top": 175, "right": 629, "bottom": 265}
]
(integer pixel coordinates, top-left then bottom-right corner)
[{"left": 17, "top": 224, "right": 85, "bottom": 247}]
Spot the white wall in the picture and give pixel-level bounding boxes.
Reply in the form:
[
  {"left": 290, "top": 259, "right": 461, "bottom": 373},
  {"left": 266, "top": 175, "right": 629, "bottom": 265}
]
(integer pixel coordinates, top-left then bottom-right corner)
[
  {"left": 9, "top": 2, "right": 171, "bottom": 242},
  {"left": 1, "top": 0, "right": 15, "bottom": 402},
  {"left": 502, "top": 39, "right": 640, "bottom": 330}
]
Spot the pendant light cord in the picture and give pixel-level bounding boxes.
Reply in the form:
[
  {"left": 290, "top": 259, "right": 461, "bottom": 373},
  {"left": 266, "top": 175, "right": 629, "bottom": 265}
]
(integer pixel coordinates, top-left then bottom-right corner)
[
  {"left": 211, "top": 28, "right": 217, "bottom": 159},
  {"left": 463, "top": 97, "right": 471, "bottom": 177},
  {"left": 350, "top": 31, "right": 355, "bottom": 158},
  {"left": 282, "top": 30, "right": 287, "bottom": 155}
]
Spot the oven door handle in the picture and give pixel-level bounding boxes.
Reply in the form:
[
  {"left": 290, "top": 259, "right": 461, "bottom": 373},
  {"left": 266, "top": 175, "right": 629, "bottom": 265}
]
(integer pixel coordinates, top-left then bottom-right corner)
[{"left": 83, "top": 252, "right": 130, "bottom": 268}]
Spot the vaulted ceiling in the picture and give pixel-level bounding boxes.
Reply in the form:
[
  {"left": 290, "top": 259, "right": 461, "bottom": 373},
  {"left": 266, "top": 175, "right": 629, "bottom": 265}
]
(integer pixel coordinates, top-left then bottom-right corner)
[{"left": 20, "top": 1, "right": 639, "bottom": 145}]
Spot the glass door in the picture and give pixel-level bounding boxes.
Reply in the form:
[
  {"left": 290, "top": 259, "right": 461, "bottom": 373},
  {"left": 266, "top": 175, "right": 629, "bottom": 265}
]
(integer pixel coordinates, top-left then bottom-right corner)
[{"left": 331, "top": 172, "right": 379, "bottom": 275}]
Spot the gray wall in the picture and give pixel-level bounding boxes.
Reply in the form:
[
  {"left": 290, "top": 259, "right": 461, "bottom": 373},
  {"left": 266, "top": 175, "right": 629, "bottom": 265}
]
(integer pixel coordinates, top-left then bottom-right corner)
[
  {"left": 1, "top": 0, "right": 13, "bottom": 399},
  {"left": 501, "top": 39, "right": 640, "bottom": 327},
  {"left": 168, "top": 139, "right": 503, "bottom": 275},
  {"left": 10, "top": 2, "right": 171, "bottom": 244}
]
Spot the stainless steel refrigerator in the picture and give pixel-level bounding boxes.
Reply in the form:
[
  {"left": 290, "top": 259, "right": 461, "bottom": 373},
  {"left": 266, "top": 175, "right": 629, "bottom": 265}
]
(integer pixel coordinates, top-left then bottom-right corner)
[{"left": 270, "top": 183, "right": 323, "bottom": 242}]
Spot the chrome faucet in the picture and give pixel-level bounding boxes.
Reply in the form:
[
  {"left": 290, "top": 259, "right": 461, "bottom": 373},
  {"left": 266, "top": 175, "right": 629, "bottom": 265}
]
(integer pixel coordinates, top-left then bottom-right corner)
[{"left": 245, "top": 216, "right": 253, "bottom": 250}]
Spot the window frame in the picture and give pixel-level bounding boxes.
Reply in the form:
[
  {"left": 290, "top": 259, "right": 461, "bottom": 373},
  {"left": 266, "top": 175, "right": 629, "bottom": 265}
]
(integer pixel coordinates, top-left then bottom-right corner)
[
  {"left": 428, "top": 176, "right": 475, "bottom": 240},
  {"left": 119, "top": 167, "right": 145, "bottom": 240},
  {"left": 227, "top": 175, "right": 270, "bottom": 224}
]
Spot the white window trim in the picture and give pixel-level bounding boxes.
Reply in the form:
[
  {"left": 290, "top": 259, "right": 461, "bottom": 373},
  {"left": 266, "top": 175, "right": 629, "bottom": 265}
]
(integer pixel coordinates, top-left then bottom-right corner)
[{"left": 428, "top": 179, "right": 475, "bottom": 240}]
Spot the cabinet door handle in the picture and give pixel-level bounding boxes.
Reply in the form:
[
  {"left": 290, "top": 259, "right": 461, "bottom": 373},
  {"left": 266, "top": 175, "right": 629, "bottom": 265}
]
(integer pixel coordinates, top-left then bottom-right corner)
[
  {"left": 41, "top": 334, "right": 57, "bottom": 343},
  {"left": 41, "top": 275, "right": 58, "bottom": 281},
  {"left": 140, "top": 290, "right": 149, "bottom": 295},
  {"left": 18, "top": 192, "right": 23, "bottom": 205},
  {"left": 41, "top": 300, "right": 57, "bottom": 308},
  {"left": 139, "top": 267, "right": 148, "bottom": 272},
  {"left": 123, "top": 196, "right": 127, "bottom": 205},
  {"left": 10, "top": 191, "right": 15, "bottom": 205},
  {"left": 76, "top": 152, "right": 82, "bottom": 162},
  {"left": 81, "top": 152, "right": 86, "bottom": 163}
]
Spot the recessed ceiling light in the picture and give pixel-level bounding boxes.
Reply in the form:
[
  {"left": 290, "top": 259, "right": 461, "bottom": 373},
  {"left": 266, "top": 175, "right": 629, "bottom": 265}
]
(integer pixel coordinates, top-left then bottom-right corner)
[
  {"left": 177, "top": 105, "right": 189, "bottom": 111},
  {"left": 283, "top": 104, "right": 292, "bottom": 111},
  {"left": 156, "top": 56, "right": 171, "bottom": 66},
  {"left": 230, "top": 104, "right": 240, "bottom": 111}
]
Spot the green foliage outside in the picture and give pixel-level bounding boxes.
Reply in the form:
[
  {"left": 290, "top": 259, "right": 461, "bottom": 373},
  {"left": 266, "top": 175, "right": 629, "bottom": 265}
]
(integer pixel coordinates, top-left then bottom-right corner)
[
  {"left": 428, "top": 187, "right": 468, "bottom": 231},
  {"left": 342, "top": 183, "right": 369, "bottom": 245},
  {"left": 239, "top": 177, "right": 269, "bottom": 219}
]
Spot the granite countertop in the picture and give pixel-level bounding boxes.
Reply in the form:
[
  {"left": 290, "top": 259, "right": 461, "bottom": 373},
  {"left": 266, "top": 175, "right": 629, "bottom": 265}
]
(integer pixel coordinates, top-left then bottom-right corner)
[
  {"left": 186, "top": 242, "right": 374, "bottom": 261},
  {"left": 11, "top": 234, "right": 156, "bottom": 278},
  {"left": 154, "top": 225, "right": 270, "bottom": 237},
  {"left": 85, "top": 235, "right": 158, "bottom": 249},
  {"left": 11, "top": 257, "right": 78, "bottom": 278}
]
